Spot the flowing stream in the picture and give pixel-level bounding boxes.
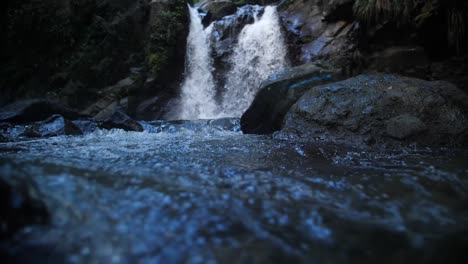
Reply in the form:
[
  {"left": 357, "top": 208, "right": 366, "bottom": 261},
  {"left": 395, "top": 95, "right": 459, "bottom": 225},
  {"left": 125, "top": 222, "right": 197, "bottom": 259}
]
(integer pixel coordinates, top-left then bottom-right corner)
[{"left": 1, "top": 120, "right": 468, "bottom": 263}]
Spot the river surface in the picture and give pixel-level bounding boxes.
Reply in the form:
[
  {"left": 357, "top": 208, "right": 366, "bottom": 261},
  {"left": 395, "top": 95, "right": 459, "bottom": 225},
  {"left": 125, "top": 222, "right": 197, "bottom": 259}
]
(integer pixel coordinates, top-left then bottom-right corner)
[{"left": 1, "top": 119, "right": 467, "bottom": 263}]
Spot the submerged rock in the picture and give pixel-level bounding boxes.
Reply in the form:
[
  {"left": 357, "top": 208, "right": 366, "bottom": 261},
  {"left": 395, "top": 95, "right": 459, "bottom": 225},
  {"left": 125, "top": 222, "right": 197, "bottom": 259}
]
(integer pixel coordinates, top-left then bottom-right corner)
[
  {"left": 0, "top": 171, "right": 49, "bottom": 240},
  {"left": 208, "top": 117, "right": 241, "bottom": 132},
  {"left": 98, "top": 111, "right": 143, "bottom": 132},
  {"left": 241, "top": 63, "right": 343, "bottom": 134},
  {"left": 281, "top": 74, "right": 468, "bottom": 146},
  {"left": 0, "top": 100, "right": 81, "bottom": 124},
  {"left": 29, "top": 115, "right": 82, "bottom": 138},
  {"left": 72, "top": 120, "right": 99, "bottom": 135}
]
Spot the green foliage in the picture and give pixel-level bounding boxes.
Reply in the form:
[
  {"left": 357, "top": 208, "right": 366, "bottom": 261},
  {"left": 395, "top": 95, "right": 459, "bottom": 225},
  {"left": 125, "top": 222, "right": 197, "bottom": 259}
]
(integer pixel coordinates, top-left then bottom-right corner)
[
  {"left": 145, "top": 0, "right": 187, "bottom": 77},
  {"left": 147, "top": 52, "right": 168, "bottom": 76},
  {"left": 354, "top": 0, "right": 467, "bottom": 53}
]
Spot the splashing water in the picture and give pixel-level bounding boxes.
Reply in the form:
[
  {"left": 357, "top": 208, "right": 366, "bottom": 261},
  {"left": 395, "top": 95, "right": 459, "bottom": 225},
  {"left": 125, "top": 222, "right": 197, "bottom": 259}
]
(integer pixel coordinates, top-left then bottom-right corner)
[
  {"left": 176, "top": 5, "right": 288, "bottom": 120},
  {"left": 1, "top": 121, "right": 468, "bottom": 263},
  {"left": 178, "top": 5, "right": 218, "bottom": 120},
  {"left": 220, "top": 6, "right": 288, "bottom": 117}
]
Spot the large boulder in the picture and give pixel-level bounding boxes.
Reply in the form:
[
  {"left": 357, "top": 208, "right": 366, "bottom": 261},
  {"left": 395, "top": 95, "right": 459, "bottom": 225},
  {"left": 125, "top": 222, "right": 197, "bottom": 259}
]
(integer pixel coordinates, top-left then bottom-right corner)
[
  {"left": 281, "top": 74, "right": 468, "bottom": 147},
  {"left": 0, "top": 100, "right": 81, "bottom": 123},
  {"left": 241, "top": 63, "right": 344, "bottom": 134}
]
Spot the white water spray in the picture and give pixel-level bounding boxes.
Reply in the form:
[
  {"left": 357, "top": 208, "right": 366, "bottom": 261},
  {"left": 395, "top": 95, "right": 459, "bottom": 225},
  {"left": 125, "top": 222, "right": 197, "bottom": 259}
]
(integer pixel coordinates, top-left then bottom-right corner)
[
  {"left": 220, "top": 6, "right": 288, "bottom": 117},
  {"left": 178, "top": 5, "right": 218, "bottom": 120},
  {"left": 176, "top": 5, "right": 288, "bottom": 119}
]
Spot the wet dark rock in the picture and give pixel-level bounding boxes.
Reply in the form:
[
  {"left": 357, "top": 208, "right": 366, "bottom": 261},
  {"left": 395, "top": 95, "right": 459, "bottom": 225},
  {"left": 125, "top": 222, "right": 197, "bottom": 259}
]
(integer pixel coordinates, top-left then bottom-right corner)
[
  {"left": 72, "top": 120, "right": 99, "bottom": 135},
  {"left": 241, "top": 63, "right": 344, "bottom": 134},
  {"left": 0, "top": 100, "right": 81, "bottom": 124},
  {"left": 386, "top": 114, "right": 427, "bottom": 140},
  {"left": 98, "top": 111, "right": 143, "bottom": 132},
  {"left": 81, "top": 77, "right": 135, "bottom": 119},
  {"left": 281, "top": 74, "right": 468, "bottom": 146},
  {"left": 30, "top": 115, "right": 83, "bottom": 138},
  {"left": 0, "top": 133, "right": 7, "bottom": 143},
  {"left": 279, "top": 0, "right": 359, "bottom": 71},
  {"left": 200, "top": 0, "right": 238, "bottom": 24},
  {"left": 135, "top": 93, "right": 173, "bottom": 121},
  {"left": 200, "top": 0, "right": 278, "bottom": 25},
  {"left": 0, "top": 125, "right": 34, "bottom": 141},
  {"left": 0, "top": 171, "right": 49, "bottom": 240}
]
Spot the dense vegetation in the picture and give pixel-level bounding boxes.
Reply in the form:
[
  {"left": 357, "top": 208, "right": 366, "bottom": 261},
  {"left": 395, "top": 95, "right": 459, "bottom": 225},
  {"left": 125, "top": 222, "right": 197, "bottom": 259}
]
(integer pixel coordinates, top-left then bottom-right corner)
[{"left": 354, "top": 0, "right": 467, "bottom": 53}]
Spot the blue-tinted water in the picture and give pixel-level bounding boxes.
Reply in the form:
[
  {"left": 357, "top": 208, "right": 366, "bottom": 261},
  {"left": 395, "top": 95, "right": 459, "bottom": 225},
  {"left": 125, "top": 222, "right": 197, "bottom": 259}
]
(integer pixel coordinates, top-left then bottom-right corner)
[{"left": 1, "top": 120, "right": 467, "bottom": 263}]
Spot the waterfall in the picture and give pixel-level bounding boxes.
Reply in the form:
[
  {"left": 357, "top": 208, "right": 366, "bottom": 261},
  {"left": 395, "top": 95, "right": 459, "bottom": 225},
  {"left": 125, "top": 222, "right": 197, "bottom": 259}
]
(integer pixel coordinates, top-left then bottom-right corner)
[
  {"left": 176, "top": 5, "right": 288, "bottom": 120},
  {"left": 178, "top": 5, "right": 218, "bottom": 120},
  {"left": 220, "top": 6, "right": 288, "bottom": 117}
]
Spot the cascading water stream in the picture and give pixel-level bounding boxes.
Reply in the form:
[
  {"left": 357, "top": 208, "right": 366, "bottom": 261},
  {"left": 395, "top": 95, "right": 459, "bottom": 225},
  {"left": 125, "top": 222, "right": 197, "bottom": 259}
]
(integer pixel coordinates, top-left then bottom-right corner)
[
  {"left": 177, "top": 5, "right": 287, "bottom": 120},
  {"left": 221, "top": 6, "right": 288, "bottom": 117},
  {"left": 178, "top": 5, "right": 218, "bottom": 120}
]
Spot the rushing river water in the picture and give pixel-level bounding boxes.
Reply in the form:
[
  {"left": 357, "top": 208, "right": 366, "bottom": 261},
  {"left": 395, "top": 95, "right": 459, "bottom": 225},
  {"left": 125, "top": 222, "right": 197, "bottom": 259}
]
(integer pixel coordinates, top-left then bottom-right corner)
[{"left": 1, "top": 120, "right": 467, "bottom": 263}]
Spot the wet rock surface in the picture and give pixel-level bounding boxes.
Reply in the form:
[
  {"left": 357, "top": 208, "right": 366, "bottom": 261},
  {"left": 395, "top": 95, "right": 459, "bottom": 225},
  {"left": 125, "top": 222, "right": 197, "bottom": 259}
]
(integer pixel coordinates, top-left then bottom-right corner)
[
  {"left": 200, "top": 0, "right": 239, "bottom": 24},
  {"left": 98, "top": 111, "right": 144, "bottom": 132},
  {"left": 0, "top": 121, "right": 467, "bottom": 263},
  {"left": 241, "top": 63, "right": 343, "bottom": 134},
  {"left": 29, "top": 115, "right": 83, "bottom": 138},
  {"left": 0, "top": 113, "right": 146, "bottom": 140},
  {"left": 281, "top": 74, "right": 468, "bottom": 147},
  {"left": 278, "top": 0, "right": 358, "bottom": 70}
]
